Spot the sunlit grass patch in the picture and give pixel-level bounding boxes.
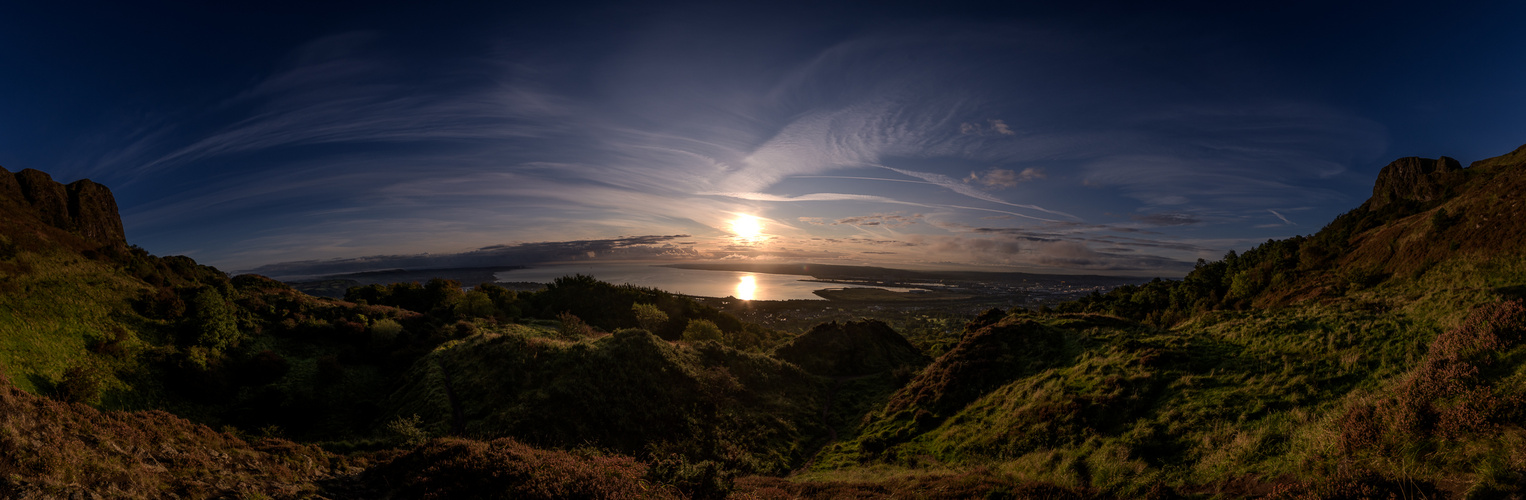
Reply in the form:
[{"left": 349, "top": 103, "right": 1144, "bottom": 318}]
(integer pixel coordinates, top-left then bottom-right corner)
[{"left": 0, "top": 249, "right": 149, "bottom": 395}]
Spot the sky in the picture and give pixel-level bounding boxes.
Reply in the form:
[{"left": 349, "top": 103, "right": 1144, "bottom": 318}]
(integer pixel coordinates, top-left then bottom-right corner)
[{"left": 2, "top": 1, "right": 1523, "bottom": 278}]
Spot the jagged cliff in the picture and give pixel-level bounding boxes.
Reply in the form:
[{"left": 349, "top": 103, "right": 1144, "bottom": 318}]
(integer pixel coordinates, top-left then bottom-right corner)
[
  {"left": 1365, "top": 155, "right": 1464, "bottom": 209},
  {"left": 0, "top": 166, "right": 125, "bottom": 246}
]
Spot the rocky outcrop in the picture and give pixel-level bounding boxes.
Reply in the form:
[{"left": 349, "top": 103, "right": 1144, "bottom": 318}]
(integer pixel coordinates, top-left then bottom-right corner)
[
  {"left": 0, "top": 166, "right": 125, "bottom": 245},
  {"left": 65, "top": 178, "right": 125, "bottom": 243},
  {"left": 0, "top": 166, "right": 22, "bottom": 203},
  {"left": 12, "top": 168, "right": 72, "bottom": 228},
  {"left": 1369, "top": 156, "right": 1463, "bottom": 209}
]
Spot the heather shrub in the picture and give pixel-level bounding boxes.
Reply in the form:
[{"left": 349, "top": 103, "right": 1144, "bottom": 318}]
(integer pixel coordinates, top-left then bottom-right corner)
[
  {"left": 365, "top": 437, "right": 680, "bottom": 499},
  {"left": 0, "top": 379, "right": 334, "bottom": 498},
  {"left": 1340, "top": 300, "right": 1526, "bottom": 452}
]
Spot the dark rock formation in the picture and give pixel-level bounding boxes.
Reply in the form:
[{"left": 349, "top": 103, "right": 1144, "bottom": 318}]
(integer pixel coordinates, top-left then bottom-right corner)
[
  {"left": 1369, "top": 156, "right": 1463, "bottom": 209},
  {"left": 0, "top": 166, "right": 23, "bottom": 203},
  {"left": 772, "top": 319, "right": 929, "bottom": 377},
  {"left": 65, "top": 179, "right": 125, "bottom": 243},
  {"left": 13, "top": 168, "right": 72, "bottom": 229},
  {"left": 0, "top": 166, "right": 126, "bottom": 245}
]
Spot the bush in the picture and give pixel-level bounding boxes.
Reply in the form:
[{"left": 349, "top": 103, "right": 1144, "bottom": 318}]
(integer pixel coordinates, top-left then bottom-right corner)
[
  {"left": 1431, "top": 207, "right": 1460, "bottom": 234},
  {"left": 372, "top": 318, "right": 404, "bottom": 344},
  {"left": 682, "top": 319, "right": 723, "bottom": 342},
  {"left": 54, "top": 364, "right": 104, "bottom": 405},
  {"left": 633, "top": 303, "right": 669, "bottom": 332},
  {"left": 557, "top": 312, "right": 595, "bottom": 340},
  {"left": 387, "top": 414, "right": 430, "bottom": 447}
]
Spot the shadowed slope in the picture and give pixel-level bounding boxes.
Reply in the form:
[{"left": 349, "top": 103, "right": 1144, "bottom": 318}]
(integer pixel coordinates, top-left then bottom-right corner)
[{"left": 0, "top": 369, "right": 337, "bottom": 498}]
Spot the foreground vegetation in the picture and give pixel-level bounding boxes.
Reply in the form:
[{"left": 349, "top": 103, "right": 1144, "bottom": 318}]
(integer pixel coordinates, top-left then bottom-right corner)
[{"left": 3, "top": 146, "right": 1526, "bottom": 497}]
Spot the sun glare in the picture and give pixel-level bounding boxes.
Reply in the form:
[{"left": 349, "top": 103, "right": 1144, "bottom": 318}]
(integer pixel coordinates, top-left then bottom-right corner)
[{"left": 730, "top": 215, "right": 764, "bottom": 243}]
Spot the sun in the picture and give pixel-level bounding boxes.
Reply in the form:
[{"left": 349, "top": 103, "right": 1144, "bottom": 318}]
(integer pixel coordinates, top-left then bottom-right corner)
[{"left": 730, "top": 215, "right": 764, "bottom": 242}]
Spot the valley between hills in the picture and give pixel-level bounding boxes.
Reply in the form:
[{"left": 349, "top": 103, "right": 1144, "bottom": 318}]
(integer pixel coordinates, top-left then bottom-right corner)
[{"left": 3, "top": 144, "right": 1526, "bottom": 498}]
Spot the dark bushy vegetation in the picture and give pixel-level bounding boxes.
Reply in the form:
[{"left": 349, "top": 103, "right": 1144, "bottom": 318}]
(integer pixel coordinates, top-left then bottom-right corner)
[
  {"left": 362, "top": 437, "right": 681, "bottom": 499},
  {"left": 384, "top": 327, "right": 828, "bottom": 475},
  {"left": 771, "top": 319, "right": 930, "bottom": 377}
]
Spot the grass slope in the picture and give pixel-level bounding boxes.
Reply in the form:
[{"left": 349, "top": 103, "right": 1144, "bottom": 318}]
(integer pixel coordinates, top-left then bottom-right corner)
[{"left": 787, "top": 146, "right": 1526, "bottom": 497}]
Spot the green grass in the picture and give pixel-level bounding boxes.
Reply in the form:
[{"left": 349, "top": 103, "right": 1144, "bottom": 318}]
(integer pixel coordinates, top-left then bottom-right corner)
[
  {"left": 0, "top": 248, "right": 149, "bottom": 395},
  {"left": 809, "top": 286, "right": 1525, "bottom": 495}
]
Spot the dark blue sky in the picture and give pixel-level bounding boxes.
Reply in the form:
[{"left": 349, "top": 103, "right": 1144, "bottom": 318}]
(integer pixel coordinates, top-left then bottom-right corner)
[{"left": 2, "top": 1, "right": 1522, "bottom": 276}]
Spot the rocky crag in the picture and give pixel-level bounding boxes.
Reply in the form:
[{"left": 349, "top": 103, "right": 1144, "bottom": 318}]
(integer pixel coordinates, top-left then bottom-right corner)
[{"left": 0, "top": 166, "right": 125, "bottom": 246}]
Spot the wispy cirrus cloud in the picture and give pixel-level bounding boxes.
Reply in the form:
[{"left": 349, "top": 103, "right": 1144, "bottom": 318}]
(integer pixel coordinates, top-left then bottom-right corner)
[
  {"left": 102, "top": 34, "right": 565, "bottom": 178},
  {"left": 878, "top": 166, "right": 1075, "bottom": 220},
  {"left": 966, "top": 167, "right": 1044, "bottom": 188},
  {"left": 82, "top": 9, "right": 1392, "bottom": 276}
]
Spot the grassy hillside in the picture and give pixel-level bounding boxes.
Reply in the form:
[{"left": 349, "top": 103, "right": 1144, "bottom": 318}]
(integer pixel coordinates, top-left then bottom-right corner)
[
  {"left": 776, "top": 146, "right": 1526, "bottom": 497},
  {"left": 0, "top": 246, "right": 148, "bottom": 395}
]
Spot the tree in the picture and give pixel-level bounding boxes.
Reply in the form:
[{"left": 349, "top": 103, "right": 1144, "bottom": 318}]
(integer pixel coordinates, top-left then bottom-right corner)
[{"left": 188, "top": 287, "right": 240, "bottom": 351}]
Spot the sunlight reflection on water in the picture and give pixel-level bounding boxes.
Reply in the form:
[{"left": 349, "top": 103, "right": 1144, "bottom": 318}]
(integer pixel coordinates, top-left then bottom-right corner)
[
  {"left": 735, "top": 274, "right": 757, "bottom": 300},
  {"left": 495, "top": 264, "right": 831, "bottom": 300}
]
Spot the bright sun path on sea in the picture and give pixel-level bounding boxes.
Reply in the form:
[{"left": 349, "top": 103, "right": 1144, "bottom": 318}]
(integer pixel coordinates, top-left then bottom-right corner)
[
  {"left": 730, "top": 215, "right": 765, "bottom": 244},
  {"left": 735, "top": 274, "right": 757, "bottom": 301}
]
